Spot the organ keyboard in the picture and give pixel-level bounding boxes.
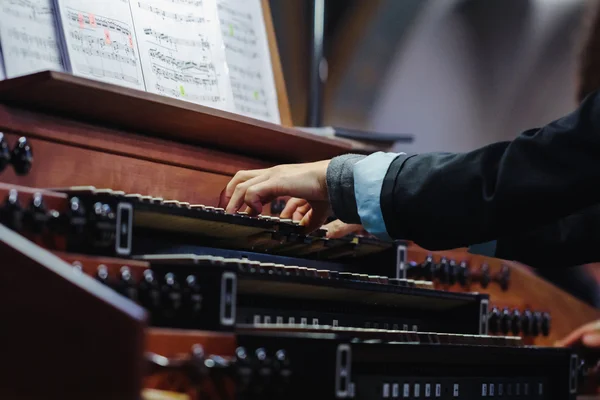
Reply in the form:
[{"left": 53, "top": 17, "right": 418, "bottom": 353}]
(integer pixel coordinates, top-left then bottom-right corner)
[{"left": 0, "top": 72, "right": 598, "bottom": 399}]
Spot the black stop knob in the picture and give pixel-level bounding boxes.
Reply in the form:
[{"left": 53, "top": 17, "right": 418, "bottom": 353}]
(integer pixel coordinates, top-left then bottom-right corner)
[
  {"left": 437, "top": 257, "right": 450, "bottom": 283},
  {"left": 0, "top": 132, "right": 10, "bottom": 172},
  {"left": 480, "top": 264, "right": 491, "bottom": 288},
  {"left": 447, "top": 260, "right": 457, "bottom": 285},
  {"left": 541, "top": 312, "right": 551, "bottom": 336},
  {"left": 457, "top": 261, "right": 470, "bottom": 286},
  {"left": 488, "top": 307, "right": 500, "bottom": 333},
  {"left": 183, "top": 274, "right": 203, "bottom": 318},
  {"left": 23, "top": 192, "right": 48, "bottom": 234},
  {"left": 500, "top": 308, "right": 511, "bottom": 334},
  {"left": 1, "top": 189, "right": 23, "bottom": 230},
  {"left": 95, "top": 264, "right": 112, "bottom": 286},
  {"left": 421, "top": 255, "right": 436, "bottom": 281},
  {"left": 531, "top": 312, "right": 541, "bottom": 336},
  {"left": 116, "top": 266, "right": 138, "bottom": 301},
  {"left": 511, "top": 309, "right": 521, "bottom": 335},
  {"left": 138, "top": 269, "right": 161, "bottom": 315},
  {"left": 11, "top": 136, "right": 33, "bottom": 176},
  {"left": 405, "top": 261, "right": 420, "bottom": 279},
  {"left": 161, "top": 272, "right": 182, "bottom": 319},
  {"left": 521, "top": 310, "right": 533, "bottom": 336},
  {"left": 498, "top": 265, "right": 510, "bottom": 291}
]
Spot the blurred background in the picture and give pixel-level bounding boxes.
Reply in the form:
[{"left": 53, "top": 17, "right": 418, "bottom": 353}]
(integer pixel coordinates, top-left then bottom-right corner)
[{"left": 269, "top": 0, "right": 587, "bottom": 154}]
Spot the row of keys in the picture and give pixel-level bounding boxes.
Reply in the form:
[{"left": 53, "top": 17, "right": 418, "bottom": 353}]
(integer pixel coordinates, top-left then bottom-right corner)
[
  {"left": 381, "top": 380, "right": 543, "bottom": 398},
  {"left": 141, "top": 254, "right": 434, "bottom": 289},
  {"left": 52, "top": 186, "right": 300, "bottom": 224},
  {"left": 240, "top": 324, "right": 522, "bottom": 347}
]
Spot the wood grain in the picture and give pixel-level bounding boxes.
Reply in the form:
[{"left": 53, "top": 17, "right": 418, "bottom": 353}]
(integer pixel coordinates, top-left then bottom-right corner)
[
  {"left": 0, "top": 105, "right": 272, "bottom": 176},
  {"left": 0, "top": 72, "right": 360, "bottom": 163},
  {"left": 407, "top": 245, "right": 600, "bottom": 346},
  {"left": 0, "top": 134, "right": 233, "bottom": 205}
]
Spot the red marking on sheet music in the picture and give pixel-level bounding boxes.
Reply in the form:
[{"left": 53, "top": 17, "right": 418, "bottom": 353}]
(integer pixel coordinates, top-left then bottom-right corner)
[
  {"left": 128, "top": 35, "right": 134, "bottom": 48},
  {"left": 78, "top": 13, "right": 84, "bottom": 28},
  {"left": 89, "top": 13, "right": 97, "bottom": 27},
  {"left": 104, "top": 29, "right": 111, "bottom": 45}
]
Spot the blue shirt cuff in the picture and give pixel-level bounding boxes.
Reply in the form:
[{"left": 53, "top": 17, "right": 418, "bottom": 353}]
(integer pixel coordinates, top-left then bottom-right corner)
[{"left": 353, "top": 151, "right": 404, "bottom": 241}]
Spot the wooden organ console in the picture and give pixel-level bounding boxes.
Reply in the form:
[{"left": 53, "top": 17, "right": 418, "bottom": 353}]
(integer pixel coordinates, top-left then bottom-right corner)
[{"left": 0, "top": 71, "right": 599, "bottom": 400}]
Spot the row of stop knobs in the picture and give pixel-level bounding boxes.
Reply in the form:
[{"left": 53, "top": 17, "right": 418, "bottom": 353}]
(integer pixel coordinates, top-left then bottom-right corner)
[
  {"left": 407, "top": 255, "right": 510, "bottom": 290},
  {"left": 488, "top": 307, "right": 550, "bottom": 337}
]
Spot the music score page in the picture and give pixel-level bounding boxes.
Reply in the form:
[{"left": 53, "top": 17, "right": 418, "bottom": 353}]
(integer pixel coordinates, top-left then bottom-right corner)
[
  {"left": 53, "top": 0, "right": 146, "bottom": 90},
  {"left": 0, "top": 0, "right": 63, "bottom": 78}
]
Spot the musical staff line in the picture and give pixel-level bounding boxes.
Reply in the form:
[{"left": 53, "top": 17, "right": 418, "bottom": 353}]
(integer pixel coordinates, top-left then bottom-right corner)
[
  {"left": 143, "top": 28, "right": 210, "bottom": 49},
  {"left": 137, "top": 2, "right": 206, "bottom": 23}
]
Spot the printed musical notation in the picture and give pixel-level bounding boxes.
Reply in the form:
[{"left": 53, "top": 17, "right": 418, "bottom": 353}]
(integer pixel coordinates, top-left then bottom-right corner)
[
  {"left": 131, "top": 0, "right": 233, "bottom": 108},
  {"left": 216, "top": 0, "right": 280, "bottom": 123},
  {"left": 0, "top": 0, "right": 63, "bottom": 78},
  {"left": 54, "top": 0, "right": 145, "bottom": 91},
  {"left": 143, "top": 28, "right": 210, "bottom": 50},
  {"left": 137, "top": 2, "right": 205, "bottom": 23}
]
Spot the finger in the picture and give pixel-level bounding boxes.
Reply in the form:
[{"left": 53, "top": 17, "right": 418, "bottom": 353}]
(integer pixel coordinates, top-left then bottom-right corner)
[
  {"left": 583, "top": 332, "right": 600, "bottom": 347},
  {"left": 226, "top": 175, "right": 269, "bottom": 214},
  {"left": 299, "top": 203, "right": 330, "bottom": 233},
  {"left": 293, "top": 203, "right": 312, "bottom": 221},
  {"left": 244, "top": 180, "right": 286, "bottom": 215},
  {"left": 555, "top": 320, "right": 600, "bottom": 347},
  {"left": 280, "top": 198, "right": 308, "bottom": 219},
  {"left": 219, "top": 169, "right": 267, "bottom": 208},
  {"left": 323, "top": 221, "right": 364, "bottom": 239}
]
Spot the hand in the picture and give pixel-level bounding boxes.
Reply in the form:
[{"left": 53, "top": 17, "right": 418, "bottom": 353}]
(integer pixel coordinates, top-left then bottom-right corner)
[
  {"left": 555, "top": 320, "right": 600, "bottom": 348},
  {"left": 322, "top": 218, "right": 368, "bottom": 239},
  {"left": 280, "top": 198, "right": 366, "bottom": 238},
  {"left": 219, "top": 161, "right": 331, "bottom": 232}
]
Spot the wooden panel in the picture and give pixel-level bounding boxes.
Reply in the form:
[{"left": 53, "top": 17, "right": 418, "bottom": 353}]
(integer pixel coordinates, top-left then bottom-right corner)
[
  {"left": 0, "top": 134, "right": 233, "bottom": 205},
  {"left": 262, "top": 0, "right": 293, "bottom": 127},
  {"left": 0, "top": 225, "right": 147, "bottom": 399},
  {"left": 0, "top": 105, "right": 272, "bottom": 176},
  {"left": 0, "top": 72, "right": 362, "bottom": 163},
  {"left": 407, "top": 245, "right": 600, "bottom": 346}
]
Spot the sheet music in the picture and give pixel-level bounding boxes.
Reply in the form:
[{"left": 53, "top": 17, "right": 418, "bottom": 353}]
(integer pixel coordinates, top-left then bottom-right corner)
[
  {"left": 53, "top": 0, "right": 145, "bottom": 90},
  {"left": 0, "top": 0, "right": 63, "bottom": 78},
  {"left": 130, "top": 0, "right": 234, "bottom": 109},
  {"left": 217, "top": 0, "right": 280, "bottom": 123}
]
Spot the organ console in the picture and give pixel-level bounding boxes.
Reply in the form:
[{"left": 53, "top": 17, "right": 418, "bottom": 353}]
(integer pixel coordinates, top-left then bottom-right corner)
[{"left": 1, "top": 71, "right": 599, "bottom": 399}]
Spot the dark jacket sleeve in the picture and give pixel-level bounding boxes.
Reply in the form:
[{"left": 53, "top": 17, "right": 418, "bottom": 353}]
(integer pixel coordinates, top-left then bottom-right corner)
[
  {"left": 327, "top": 90, "right": 600, "bottom": 253},
  {"left": 493, "top": 204, "right": 600, "bottom": 267}
]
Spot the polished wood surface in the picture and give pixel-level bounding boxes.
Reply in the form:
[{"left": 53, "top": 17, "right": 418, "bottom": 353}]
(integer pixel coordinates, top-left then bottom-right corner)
[
  {"left": 0, "top": 132, "right": 249, "bottom": 205},
  {"left": 407, "top": 244, "right": 600, "bottom": 346},
  {"left": 0, "top": 224, "right": 147, "bottom": 399},
  {"left": 0, "top": 72, "right": 361, "bottom": 163}
]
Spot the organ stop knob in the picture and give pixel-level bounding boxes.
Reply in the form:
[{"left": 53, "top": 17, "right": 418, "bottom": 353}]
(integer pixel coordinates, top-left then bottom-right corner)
[
  {"left": 488, "top": 307, "right": 500, "bottom": 333},
  {"left": 457, "top": 261, "right": 470, "bottom": 286},
  {"left": 11, "top": 136, "right": 33, "bottom": 176},
  {"left": 0, "top": 132, "right": 10, "bottom": 172}
]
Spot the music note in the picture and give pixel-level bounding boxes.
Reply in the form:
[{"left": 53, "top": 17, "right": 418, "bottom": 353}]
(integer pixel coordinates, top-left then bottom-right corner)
[
  {"left": 216, "top": 0, "right": 280, "bottom": 123},
  {"left": 54, "top": 0, "right": 145, "bottom": 91},
  {"left": 131, "top": 0, "right": 234, "bottom": 109},
  {"left": 0, "top": 0, "right": 64, "bottom": 78}
]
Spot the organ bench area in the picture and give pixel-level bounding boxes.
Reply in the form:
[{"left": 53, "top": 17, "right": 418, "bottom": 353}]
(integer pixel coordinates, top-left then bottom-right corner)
[{"left": 0, "top": 72, "right": 599, "bottom": 400}]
